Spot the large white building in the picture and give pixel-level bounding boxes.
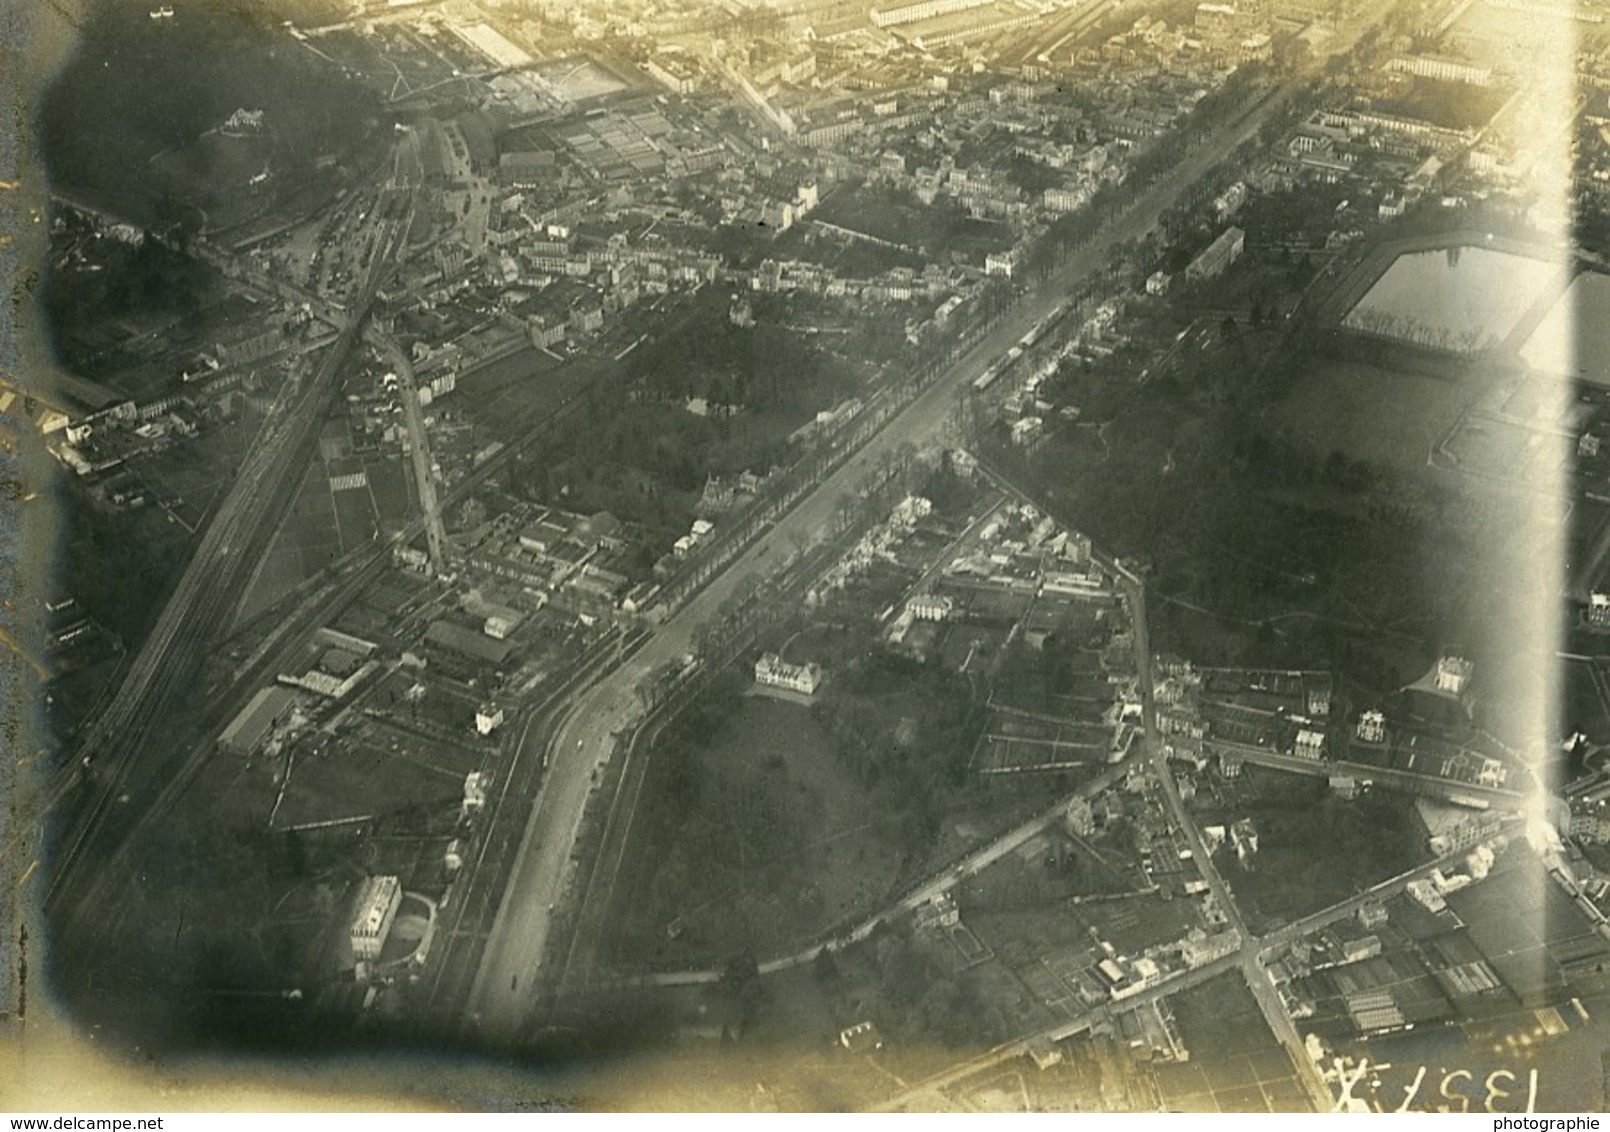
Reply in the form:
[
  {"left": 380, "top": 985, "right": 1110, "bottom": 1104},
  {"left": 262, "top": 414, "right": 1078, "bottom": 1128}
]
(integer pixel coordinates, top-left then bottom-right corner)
[
  {"left": 907, "top": 593, "right": 955, "bottom": 622},
  {"left": 985, "top": 249, "right": 1019, "bottom": 277},
  {"left": 1590, "top": 592, "right": 1610, "bottom": 627},
  {"left": 1185, "top": 227, "right": 1244, "bottom": 282},
  {"left": 348, "top": 874, "right": 402, "bottom": 962},
  {"left": 755, "top": 652, "right": 823, "bottom": 696},
  {"left": 644, "top": 55, "right": 699, "bottom": 94},
  {"left": 1388, "top": 55, "right": 1493, "bottom": 86},
  {"left": 1435, "top": 655, "right": 1474, "bottom": 696},
  {"left": 870, "top": 0, "right": 993, "bottom": 28}
]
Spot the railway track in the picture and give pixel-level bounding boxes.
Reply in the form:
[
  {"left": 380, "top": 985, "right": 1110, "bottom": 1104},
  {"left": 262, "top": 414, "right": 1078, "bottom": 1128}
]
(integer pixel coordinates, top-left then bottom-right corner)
[{"left": 44, "top": 196, "right": 414, "bottom": 966}]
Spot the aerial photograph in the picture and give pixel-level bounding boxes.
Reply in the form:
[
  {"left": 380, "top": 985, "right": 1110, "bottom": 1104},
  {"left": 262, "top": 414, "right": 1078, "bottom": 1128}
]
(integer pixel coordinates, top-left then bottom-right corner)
[{"left": 2, "top": 0, "right": 1610, "bottom": 1113}]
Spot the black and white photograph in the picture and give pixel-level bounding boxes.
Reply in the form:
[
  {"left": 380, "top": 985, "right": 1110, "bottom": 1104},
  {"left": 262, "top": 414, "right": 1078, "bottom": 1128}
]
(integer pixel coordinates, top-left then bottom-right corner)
[{"left": 1, "top": 0, "right": 1608, "bottom": 1114}]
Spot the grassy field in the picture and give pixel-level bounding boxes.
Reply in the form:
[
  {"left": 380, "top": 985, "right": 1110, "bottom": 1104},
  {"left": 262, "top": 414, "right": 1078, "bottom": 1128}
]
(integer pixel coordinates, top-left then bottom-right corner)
[
  {"left": 233, "top": 460, "right": 344, "bottom": 627},
  {"left": 453, "top": 344, "right": 577, "bottom": 443},
  {"left": 1267, "top": 356, "right": 1474, "bottom": 475},
  {"left": 606, "top": 693, "right": 906, "bottom": 968},
  {"left": 271, "top": 726, "right": 474, "bottom": 830},
  {"left": 812, "top": 183, "right": 1015, "bottom": 261}
]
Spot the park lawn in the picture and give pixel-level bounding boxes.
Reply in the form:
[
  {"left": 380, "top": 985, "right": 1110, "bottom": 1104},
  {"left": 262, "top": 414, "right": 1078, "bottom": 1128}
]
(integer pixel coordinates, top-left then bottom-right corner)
[
  {"left": 610, "top": 695, "right": 905, "bottom": 968},
  {"left": 1266, "top": 356, "right": 1474, "bottom": 475},
  {"left": 813, "top": 183, "right": 1016, "bottom": 259}
]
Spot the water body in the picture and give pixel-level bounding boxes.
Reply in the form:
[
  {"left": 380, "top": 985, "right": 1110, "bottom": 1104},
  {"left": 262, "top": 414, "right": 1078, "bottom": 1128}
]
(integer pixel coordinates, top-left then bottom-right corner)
[
  {"left": 1344, "top": 245, "right": 1561, "bottom": 354},
  {"left": 1520, "top": 271, "right": 1610, "bottom": 387}
]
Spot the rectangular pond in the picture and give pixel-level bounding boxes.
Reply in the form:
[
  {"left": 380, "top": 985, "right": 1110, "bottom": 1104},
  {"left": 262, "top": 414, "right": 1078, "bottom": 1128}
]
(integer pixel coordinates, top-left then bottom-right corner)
[
  {"left": 1343, "top": 245, "right": 1562, "bottom": 354},
  {"left": 1519, "top": 270, "right": 1610, "bottom": 387}
]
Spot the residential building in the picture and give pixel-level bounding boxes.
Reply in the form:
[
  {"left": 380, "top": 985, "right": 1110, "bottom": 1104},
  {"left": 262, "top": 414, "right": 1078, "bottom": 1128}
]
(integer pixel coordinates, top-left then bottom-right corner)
[
  {"left": 484, "top": 615, "right": 517, "bottom": 640},
  {"left": 755, "top": 652, "right": 823, "bottom": 696},
  {"left": 1293, "top": 728, "right": 1325, "bottom": 760},
  {"left": 985, "top": 249, "right": 1019, "bottom": 277},
  {"left": 476, "top": 703, "right": 505, "bottom": 736},
  {"left": 1305, "top": 675, "right": 1334, "bottom": 718},
  {"left": 644, "top": 54, "right": 699, "bottom": 94},
  {"left": 1357, "top": 709, "right": 1387, "bottom": 743},
  {"left": 1428, "top": 811, "right": 1504, "bottom": 855},
  {"left": 1044, "top": 186, "right": 1085, "bottom": 212},
  {"left": 462, "top": 771, "right": 488, "bottom": 818},
  {"left": 919, "top": 891, "right": 960, "bottom": 928},
  {"left": 1011, "top": 416, "right": 1044, "bottom": 445},
  {"left": 528, "top": 314, "right": 566, "bottom": 349},
  {"left": 1341, "top": 935, "right": 1382, "bottom": 963},
  {"left": 1407, "top": 878, "right": 1447, "bottom": 912},
  {"left": 1067, "top": 797, "right": 1096, "bottom": 838},
  {"left": 1212, "top": 182, "right": 1248, "bottom": 220},
  {"left": 1181, "top": 928, "right": 1239, "bottom": 967},
  {"left": 216, "top": 324, "right": 285, "bottom": 366}
]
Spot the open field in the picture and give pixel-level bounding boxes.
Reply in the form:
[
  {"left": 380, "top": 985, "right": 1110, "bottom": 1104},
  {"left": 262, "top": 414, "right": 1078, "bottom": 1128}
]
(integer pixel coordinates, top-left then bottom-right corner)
[
  {"left": 1267, "top": 356, "right": 1474, "bottom": 474},
  {"left": 604, "top": 692, "right": 906, "bottom": 968},
  {"left": 813, "top": 183, "right": 1016, "bottom": 261},
  {"left": 271, "top": 726, "right": 475, "bottom": 830},
  {"left": 1448, "top": 846, "right": 1610, "bottom": 1008},
  {"left": 234, "top": 461, "right": 345, "bottom": 626},
  {"left": 532, "top": 57, "right": 635, "bottom": 104}
]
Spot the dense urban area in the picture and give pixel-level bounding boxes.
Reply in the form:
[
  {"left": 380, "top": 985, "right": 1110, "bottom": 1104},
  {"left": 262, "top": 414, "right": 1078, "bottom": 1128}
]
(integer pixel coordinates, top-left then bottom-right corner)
[{"left": 9, "top": 0, "right": 1610, "bottom": 1112}]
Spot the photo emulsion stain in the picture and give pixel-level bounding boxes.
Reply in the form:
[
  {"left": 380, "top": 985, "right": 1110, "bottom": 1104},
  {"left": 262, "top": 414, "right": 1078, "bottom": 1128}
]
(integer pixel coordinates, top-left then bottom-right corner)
[{"left": 2, "top": 0, "right": 1609, "bottom": 1114}]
